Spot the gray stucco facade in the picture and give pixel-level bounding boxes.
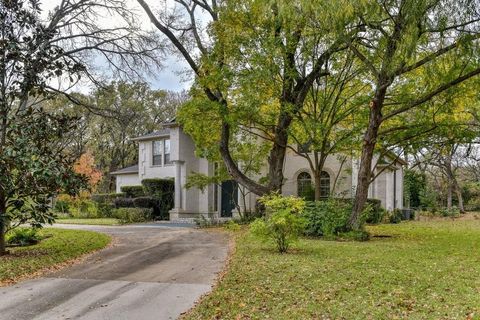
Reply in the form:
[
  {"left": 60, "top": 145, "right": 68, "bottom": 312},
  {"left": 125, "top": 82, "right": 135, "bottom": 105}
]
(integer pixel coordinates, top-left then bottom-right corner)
[{"left": 113, "top": 124, "right": 405, "bottom": 221}]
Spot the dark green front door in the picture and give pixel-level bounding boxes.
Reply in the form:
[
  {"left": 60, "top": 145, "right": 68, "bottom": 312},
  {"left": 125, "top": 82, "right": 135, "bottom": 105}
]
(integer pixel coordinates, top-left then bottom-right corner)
[{"left": 221, "top": 180, "right": 238, "bottom": 217}]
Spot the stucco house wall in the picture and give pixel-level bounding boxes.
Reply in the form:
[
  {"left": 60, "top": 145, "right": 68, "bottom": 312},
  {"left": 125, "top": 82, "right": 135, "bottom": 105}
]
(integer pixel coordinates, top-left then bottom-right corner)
[
  {"left": 114, "top": 173, "right": 141, "bottom": 193},
  {"left": 113, "top": 123, "right": 406, "bottom": 221}
]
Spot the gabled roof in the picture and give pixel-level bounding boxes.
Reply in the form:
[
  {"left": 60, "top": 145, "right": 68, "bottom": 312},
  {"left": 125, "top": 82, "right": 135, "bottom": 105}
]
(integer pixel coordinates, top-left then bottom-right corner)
[
  {"left": 110, "top": 164, "right": 139, "bottom": 175},
  {"left": 131, "top": 128, "right": 170, "bottom": 141}
]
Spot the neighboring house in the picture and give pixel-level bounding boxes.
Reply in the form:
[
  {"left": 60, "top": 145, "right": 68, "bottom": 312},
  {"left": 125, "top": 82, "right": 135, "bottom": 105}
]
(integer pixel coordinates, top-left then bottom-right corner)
[{"left": 111, "top": 120, "right": 406, "bottom": 221}]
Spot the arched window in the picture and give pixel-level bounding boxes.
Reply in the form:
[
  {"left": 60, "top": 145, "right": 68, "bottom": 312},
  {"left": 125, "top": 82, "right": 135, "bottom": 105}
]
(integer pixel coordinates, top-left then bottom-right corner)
[
  {"left": 320, "top": 171, "right": 330, "bottom": 198},
  {"left": 297, "top": 172, "right": 313, "bottom": 199}
]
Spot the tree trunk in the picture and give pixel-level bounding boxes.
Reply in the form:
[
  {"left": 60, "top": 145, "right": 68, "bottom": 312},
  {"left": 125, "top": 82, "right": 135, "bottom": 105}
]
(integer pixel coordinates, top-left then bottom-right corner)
[
  {"left": 0, "top": 190, "right": 7, "bottom": 256},
  {"left": 446, "top": 184, "right": 452, "bottom": 208},
  {"left": 267, "top": 111, "right": 293, "bottom": 192},
  {"left": 349, "top": 88, "right": 386, "bottom": 230},
  {"left": 313, "top": 155, "right": 327, "bottom": 201},
  {"left": 455, "top": 187, "right": 465, "bottom": 213},
  {"left": 452, "top": 179, "right": 465, "bottom": 213},
  {"left": 219, "top": 121, "right": 270, "bottom": 196}
]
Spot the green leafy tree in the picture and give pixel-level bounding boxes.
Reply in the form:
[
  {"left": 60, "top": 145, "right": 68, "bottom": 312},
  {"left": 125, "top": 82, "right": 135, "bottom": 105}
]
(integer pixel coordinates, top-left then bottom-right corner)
[
  {"left": 87, "top": 82, "right": 183, "bottom": 191},
  {"left": 44, "top": 82, "right": 184, "bottom": 192},
  {"left": 289, "top": 53, "right": 369, "bottom": 199},
  {"left": 0, "top": 0, "right": 161, "bottom": 255},
  {"left": 347, "top": 0, "right": 480, "bottom": 228},
  {"left": 403, "top": 169, "right": 426, "bottom": 208},
  {"left": 138, "top": 0, "right": 358, "bottom": 195}
]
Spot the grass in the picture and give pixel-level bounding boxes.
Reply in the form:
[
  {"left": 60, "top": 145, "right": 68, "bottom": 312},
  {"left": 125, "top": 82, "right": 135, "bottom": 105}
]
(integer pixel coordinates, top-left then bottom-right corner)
[
  {"left": 185, "top": 219, "right": 480, "bottom": 320},
  {"left": 0, "top": 228, "right": 110, "bottom": 285},
  {"left": 56, "top": 218, "right": 122, "bottom": 225}
]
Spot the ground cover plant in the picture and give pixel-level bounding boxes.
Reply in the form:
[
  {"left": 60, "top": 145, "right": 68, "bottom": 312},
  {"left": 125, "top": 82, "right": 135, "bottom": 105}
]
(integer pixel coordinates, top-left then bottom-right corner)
[
  {"left": 185, "top": 219, "right": 480, "bottom": 319},
  {"left": 0, "top": 228, "right": 110, "bottom": 286}
]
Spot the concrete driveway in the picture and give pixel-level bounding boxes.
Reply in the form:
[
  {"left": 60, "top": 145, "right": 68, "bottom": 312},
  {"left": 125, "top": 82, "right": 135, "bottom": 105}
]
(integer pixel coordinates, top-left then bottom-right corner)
[{"left": 0, "top": 223, "right": 229, "bottom": 320}]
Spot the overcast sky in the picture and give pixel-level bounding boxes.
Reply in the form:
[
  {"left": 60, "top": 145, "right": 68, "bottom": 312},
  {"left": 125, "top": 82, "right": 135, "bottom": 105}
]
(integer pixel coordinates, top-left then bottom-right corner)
[{"left": 42, "top": 0, "right": 191, "bottom": 93}]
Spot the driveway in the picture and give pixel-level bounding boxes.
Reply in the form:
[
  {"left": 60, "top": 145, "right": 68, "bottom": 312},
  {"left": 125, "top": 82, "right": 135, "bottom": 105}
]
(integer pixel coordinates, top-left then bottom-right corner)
[{"left": 0, "top": 223, "right": 229, "bottom": 320}]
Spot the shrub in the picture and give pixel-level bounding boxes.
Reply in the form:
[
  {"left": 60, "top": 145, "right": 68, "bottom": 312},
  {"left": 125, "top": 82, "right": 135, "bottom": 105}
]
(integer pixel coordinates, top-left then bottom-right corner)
[
  {"left": 259, "top": 192, "right": 306, "bottom": 215},
  {"left": 112, "top": 208, "right": 153, "bottom": 223},
  {"left": 141, "top": 178, "right": 174, "bottom": 219},
  {"left": 133, "top": 196, "right": 158, "bottom": 208},
  {"left": 97, "top": 202, "right": 114, "bottom": 218},
  {"left": 439, "top": 206, "right": 460, "bottom": 217},
  {"left": 114, "top": 197, "right": 135, "bottom": 208},
  {"left": 302, "top": 199, "right": 352, "bottom": 237},
  {"left": 54, "top": 199, "right": 71, "bottom": 213},
  {"left": 6, "top": 228, "right": 42, "bottom": 246},
  {"left": 388, "top": 209, "right": 403, "bottom": 224},
  {"left": 133, "top": 196, "right": 162, "bottom": 218},
  {"left": 364, "top": 199, "right": 383, "bottom": 224},
  {"left": 69, "top": 199, "right": 99, "bottom": 218},
  {"left": 224, "top": 220, "right": 241, "bottom": 231},
  {"left": 364, "top": 206, "right": 387, "bottom": 224},
  {"left": 142, "top": 178, "right": 174, "bottom": 197},
  {"left": 120, "top": 185, "right": 145, "bottom": 198},
  {"left": 250, "top": 209, "right": 306, "bottom": 253},
  {"left": 91, "top": 193, "right": 125, "bottom": 204},
  {"left": 251, "top": 194, "right": 306, "bottom": 253},
  {"left": 53, "top": 194, "right": 76, "bottom": 213}
]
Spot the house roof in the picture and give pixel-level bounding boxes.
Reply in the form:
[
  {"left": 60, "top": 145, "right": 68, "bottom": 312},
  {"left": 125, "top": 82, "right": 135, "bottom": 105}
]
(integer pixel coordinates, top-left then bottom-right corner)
[
  {"left": 131, "top": 128, "right": 170, "bottom": 141},
  {"left": 162, "top": 117, "right": 178, "bottom": 127},
  {"left": 110, "top": 164, "right": 139, "bottom": 175}
]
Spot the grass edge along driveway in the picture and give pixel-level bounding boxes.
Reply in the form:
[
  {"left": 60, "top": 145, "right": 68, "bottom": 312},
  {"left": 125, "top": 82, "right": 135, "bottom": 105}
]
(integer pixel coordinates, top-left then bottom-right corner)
[
  {"left": 185, "top": 219, "right": 480, "bottom": 320},
  {"left": 0, "top": 228, "right": 110, "bottom": 286},
  {"left": 55, "top": 218, "right": 122, "bottom": 226}
]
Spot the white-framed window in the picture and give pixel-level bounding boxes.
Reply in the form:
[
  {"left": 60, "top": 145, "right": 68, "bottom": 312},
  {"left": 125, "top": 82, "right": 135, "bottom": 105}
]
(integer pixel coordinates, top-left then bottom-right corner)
[
  {"left": 164, "top": 139, "right": 171, "bottom": 165},
  {"left": 152, "top": 138, "right": 171, "bottom": 166},
  {"left": 297, "top": 172, "right": 313, "bottom": 199},
  {"left": 319, "top": 171, "right": 330, "bottom": 198}
]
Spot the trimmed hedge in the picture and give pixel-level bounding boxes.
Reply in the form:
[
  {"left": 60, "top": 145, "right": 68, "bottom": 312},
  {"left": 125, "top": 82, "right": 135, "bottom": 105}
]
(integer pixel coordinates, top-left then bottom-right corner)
[
  {"left": 141, "top": 178, "right": 174, "bottom": 220},
  {"left": 111, "top": 179, "right": 174, "bottom": 220},
  {"left": 112, "top": 208, "right": 153, "bottom": 223},
  {"left": 120, "top": 185, "right": 145, "bottom": 198},
  {"left": 114, "top": 197, "right": 135, "bottom": 208},
  {"left": 142, "top": 178, "right": 174, "bottom": 197},
  {"left": 133, "top": 196, "right": 158, "bottom": 208}
]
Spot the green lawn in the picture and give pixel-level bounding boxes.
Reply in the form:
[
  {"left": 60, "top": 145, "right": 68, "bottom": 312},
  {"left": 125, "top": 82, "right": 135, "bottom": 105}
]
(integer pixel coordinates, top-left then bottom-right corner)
[
  {"left": 185, "top": 220, "right": 480, "bottom": 320},
  {"left": 56, "top": 218, "right": 122, "bottom": 225},
  {"left": 0, "top": 228, "right": 110, "bottom": 286}
]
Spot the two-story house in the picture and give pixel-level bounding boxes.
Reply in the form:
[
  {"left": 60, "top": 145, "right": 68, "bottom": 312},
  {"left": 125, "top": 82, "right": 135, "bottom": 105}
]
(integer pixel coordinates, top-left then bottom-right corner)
[{"left": 111, "top": 120, "right": 405, "bottom": 221}]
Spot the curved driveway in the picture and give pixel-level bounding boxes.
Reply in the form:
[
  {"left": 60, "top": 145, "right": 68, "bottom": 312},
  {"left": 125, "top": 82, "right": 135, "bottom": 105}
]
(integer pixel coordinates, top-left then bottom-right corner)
[{"left": 0, "top": 223, "right": 229, "bottom": 320}]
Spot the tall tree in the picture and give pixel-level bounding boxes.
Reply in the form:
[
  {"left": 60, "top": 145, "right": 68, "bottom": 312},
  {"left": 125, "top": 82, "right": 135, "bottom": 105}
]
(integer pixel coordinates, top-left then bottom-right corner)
[
  {"left": 88, "top": 82, "right": 183, "bottom": 191},
  {"left": 137, "top": 0, "right": 357, "bottom": 195},
  {"left": 0, "top": 0, "right": 161, "bottom": 255},
  {"left": 288, "top": 53, "right": 368, "bottom": 200},
  {"left": 347, "top": 0, "right": 480, "bottom": 228},
  {"left": 45, "top": 81, "right": 184, "bottom": 192}
]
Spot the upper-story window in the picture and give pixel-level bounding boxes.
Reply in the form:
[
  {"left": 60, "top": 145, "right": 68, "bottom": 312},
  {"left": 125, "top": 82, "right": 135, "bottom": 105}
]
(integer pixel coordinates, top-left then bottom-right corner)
[
  {"left": 152, "top": 138, "right": 171, "bottom": 166},
  {"left": 164, "top": 139, "right": 171, "bottom": 165}
]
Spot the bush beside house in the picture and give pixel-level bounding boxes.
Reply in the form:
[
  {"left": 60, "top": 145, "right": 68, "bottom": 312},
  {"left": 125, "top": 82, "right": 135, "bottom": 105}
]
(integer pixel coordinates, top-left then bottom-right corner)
[
  {"left": 120, "top": 185, "right": 145, "bottom": 198},
  {"left": 250, "top": 195, "right": 405, "bottom": 252},
  {"left": 53, "top": 179, "right": 174, "bottom": 223}
]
